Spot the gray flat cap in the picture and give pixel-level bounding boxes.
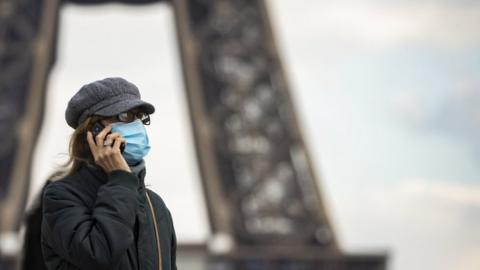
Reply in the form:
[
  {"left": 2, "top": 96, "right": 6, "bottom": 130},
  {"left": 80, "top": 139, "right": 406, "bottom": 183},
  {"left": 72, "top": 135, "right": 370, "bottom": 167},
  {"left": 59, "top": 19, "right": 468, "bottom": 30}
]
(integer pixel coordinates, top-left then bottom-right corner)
[{"left": 66, "top": 77, "right": 155, "bottom": 128}]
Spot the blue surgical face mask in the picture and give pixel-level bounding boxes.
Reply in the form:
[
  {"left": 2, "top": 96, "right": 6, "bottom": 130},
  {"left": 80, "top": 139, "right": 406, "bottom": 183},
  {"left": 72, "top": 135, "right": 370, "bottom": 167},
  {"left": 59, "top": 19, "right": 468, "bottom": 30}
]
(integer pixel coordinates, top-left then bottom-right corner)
[{"left": 111, "top": 119, "right": 151, "bottom": 165}]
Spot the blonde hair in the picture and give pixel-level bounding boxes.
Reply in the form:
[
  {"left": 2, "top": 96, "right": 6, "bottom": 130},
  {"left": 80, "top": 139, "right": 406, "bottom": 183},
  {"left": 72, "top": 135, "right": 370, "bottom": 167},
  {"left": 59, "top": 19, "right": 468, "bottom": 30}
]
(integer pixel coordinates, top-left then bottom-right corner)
[{"left": 51, "top": 116, "right": 102, "bottom": 180}]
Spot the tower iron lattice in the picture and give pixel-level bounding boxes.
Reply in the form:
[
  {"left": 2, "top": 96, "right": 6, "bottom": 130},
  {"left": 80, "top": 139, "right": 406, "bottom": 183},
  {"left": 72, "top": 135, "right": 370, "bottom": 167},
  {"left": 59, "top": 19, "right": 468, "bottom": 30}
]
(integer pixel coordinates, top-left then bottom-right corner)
[{"left": 0, "top": 1, "right": 387, "bottom": 269}]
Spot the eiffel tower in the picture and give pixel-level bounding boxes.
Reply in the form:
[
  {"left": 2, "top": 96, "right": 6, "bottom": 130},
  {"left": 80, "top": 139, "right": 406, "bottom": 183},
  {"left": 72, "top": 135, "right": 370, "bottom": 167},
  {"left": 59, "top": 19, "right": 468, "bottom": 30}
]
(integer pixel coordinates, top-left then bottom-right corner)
[{"left": 0, "top": 0, "right": 386, "bottom": 269}]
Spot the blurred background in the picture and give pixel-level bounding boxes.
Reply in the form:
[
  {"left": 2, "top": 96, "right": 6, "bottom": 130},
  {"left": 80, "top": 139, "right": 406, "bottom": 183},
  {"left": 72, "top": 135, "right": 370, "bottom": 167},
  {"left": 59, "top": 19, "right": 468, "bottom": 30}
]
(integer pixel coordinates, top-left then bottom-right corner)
[{"left": 1, "top": 0, "right": 479, "bottom": 270}]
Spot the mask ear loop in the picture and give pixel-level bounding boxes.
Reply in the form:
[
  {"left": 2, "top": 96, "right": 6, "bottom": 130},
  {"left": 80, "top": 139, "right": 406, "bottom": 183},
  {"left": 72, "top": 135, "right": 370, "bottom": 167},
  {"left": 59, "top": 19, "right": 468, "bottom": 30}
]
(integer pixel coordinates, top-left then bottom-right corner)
[{"left": 140, "top": 114, "right": 150, "bottom": 125}]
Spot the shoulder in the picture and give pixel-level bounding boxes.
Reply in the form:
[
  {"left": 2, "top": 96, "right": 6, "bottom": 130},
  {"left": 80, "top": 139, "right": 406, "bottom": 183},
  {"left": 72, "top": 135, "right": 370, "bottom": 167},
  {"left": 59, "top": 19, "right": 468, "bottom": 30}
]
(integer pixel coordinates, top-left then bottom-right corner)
[
  {"left": 42, "top": 169, "right": 94, "bottom": 204},
  {"left": 145, "top": 189, "right": 177, "bottom": 239},
  {"left": 145, "top": 189, "right": 169, "bottom": 211},
  {"left": 44, "top": 173, "right": 78, "bottom": 196},
  {"left": 42, "top": 179, "right": 79, "bottom": 207},
  {"left": 145, "top": 189, "right": 173, "bottom": 220}
]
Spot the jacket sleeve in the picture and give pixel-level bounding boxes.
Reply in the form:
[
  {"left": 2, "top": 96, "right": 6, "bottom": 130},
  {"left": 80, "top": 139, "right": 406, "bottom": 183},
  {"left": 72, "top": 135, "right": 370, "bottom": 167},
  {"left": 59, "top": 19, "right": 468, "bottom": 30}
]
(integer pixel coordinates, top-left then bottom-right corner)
[{"left": 42, "top": 170, "right": 139, "bottom": 269}]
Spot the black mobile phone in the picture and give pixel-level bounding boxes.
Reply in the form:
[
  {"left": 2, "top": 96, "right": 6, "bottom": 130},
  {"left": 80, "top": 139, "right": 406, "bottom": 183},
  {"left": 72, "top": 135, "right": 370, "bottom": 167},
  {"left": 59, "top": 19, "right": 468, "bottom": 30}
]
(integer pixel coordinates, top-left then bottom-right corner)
[
  {"left": 91, "top": 122, "right": 105, "bottom": 138},
  {"left": 91, "top": 122, "right": 125, "bottom": 153}
]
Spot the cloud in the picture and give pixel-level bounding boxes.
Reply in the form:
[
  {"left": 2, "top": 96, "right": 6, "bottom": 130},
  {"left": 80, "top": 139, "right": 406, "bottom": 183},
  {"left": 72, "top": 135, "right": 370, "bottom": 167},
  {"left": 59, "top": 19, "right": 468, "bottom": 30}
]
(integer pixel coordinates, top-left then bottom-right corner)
[
  {"left": 270, "top": 0, "right": 480, "bottom": 50},
  {"left": 389, "top": 83, "right": 480, "bottom": 156},
  {"left": 333, "top": 178, "right": 480, "bottom": 270},
  {"left": 429, "top": 85, "right": 480, "bottom": 140},
  {"left": 389, "top": 92, "right": 430, "bottom": 126}
]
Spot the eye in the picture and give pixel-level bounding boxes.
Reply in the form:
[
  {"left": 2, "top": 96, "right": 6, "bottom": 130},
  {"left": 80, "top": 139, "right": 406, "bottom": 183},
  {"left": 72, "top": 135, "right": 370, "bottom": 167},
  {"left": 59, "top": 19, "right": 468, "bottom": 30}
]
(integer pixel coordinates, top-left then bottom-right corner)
[{"left": 117, "top": 112, "right": 132, "bottom": 122}]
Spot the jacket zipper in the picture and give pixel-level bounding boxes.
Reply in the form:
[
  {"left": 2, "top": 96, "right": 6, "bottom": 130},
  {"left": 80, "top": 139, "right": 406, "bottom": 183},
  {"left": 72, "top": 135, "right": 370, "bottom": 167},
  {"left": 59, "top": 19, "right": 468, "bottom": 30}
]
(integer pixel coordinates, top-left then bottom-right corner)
[{"left": 145, "top": 192, "right": 163, "bottom": 270}]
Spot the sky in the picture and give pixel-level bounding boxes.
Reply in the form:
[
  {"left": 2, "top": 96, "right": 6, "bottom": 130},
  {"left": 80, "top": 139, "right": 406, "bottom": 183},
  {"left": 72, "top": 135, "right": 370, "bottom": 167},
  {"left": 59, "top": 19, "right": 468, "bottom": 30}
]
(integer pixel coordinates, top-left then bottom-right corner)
[{"left": 31, "top": 1, "right": 480, "bottom": 270}]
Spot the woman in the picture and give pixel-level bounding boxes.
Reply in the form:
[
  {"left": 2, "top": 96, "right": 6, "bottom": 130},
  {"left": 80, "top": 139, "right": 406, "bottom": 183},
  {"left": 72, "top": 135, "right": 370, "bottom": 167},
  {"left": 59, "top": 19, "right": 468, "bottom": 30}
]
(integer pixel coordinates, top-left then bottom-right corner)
[{"left": 41, "top": 77, "right": 177, "bottom": 270}]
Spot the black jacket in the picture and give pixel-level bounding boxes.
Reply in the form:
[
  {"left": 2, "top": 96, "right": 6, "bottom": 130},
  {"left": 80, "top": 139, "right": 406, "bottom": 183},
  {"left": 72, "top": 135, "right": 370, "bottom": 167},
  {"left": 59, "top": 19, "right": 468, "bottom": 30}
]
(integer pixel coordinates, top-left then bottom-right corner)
[{"left": 40, "top": 163, "right": 177, "bottom": 270}]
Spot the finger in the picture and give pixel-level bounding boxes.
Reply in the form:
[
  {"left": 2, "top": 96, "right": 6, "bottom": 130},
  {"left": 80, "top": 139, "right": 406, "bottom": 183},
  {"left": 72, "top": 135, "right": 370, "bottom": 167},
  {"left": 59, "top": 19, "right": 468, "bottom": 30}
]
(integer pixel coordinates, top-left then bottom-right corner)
[
  {"left": 96, "top": 124, "right": 112, "bottom": 146},
  {"left": 86, "top": 132, "right": 98, "bottom": 157},
  {"left": 107, "top": 132, "right": 121, "bottom": 139},
  {"left": 119, "top": 138, "right": 127, "bottom": 151},
  {"left": 105, "top": 133, "right": 121, "bottom": 146},
  {"left": 113, "top": 136, "right": 124, "bottom": 151}
]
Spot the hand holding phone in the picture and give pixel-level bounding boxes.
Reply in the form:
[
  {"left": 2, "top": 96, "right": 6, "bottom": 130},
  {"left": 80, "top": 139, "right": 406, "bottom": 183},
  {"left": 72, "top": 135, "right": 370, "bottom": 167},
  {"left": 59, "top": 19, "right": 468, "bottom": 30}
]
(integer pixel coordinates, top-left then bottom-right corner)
[
  {"left": 91, "top": 122, "right": 125, "bottom": 153},
  {"left": 87, "top": 123, "right": 130, "bottom": 173}
]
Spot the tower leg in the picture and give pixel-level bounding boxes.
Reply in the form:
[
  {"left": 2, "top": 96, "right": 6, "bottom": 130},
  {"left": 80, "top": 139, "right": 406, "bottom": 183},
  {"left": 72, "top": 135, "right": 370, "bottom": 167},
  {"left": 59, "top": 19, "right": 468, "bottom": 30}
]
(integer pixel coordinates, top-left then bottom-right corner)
[{"left": 0, "top": 0, "right": 60, "bottom": 267}]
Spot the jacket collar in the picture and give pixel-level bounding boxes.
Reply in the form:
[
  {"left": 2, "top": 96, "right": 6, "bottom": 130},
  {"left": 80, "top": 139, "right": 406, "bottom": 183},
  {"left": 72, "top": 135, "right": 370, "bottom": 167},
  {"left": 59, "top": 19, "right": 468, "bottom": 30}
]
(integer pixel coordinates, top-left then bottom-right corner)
[{"left": 82, "top": 159, "right": 147, "bottom": 189}]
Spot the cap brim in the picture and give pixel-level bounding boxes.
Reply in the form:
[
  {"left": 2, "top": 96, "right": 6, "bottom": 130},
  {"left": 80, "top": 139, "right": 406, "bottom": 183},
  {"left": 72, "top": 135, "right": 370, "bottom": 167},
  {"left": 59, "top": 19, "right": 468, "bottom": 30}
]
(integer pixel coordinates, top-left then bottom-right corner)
[{"left": 94, "top": 99, "right": 155, "bottom": 117}]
